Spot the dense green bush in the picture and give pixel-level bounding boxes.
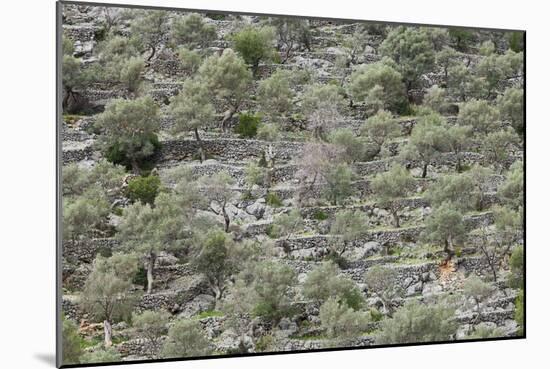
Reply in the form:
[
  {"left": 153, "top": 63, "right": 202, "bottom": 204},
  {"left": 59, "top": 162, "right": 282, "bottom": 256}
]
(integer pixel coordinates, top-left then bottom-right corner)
[
  {"left": 235, "top": 112, "right": 261, "bottom": 138},
  {"left": 126, "top": 175, "right": 161, "bottom": 205},
  {"left": 266, "top": 192, "right": 283, "bottom": 207}
]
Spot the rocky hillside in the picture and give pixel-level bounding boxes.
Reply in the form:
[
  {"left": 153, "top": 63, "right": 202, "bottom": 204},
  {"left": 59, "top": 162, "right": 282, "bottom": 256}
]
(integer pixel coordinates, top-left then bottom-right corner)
[{"left": 60, "top": 3, "right": 525, "bottom": 366}]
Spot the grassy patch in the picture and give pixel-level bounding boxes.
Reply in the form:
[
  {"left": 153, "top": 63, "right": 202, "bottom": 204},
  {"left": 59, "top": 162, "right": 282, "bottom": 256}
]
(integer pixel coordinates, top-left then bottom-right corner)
[{"left": 196, "top": 310, "right": 224, "bottom": 319}]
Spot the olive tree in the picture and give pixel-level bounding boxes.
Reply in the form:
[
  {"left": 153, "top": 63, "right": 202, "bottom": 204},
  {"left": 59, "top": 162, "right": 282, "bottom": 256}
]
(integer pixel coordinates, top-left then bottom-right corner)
[
  {"left": 475, "top": 50, "right": 524, "bottom": 98},
  {"left": 376, "top": 299, "right": 457, "bottom": 344},
  {"left": 132, "top": 310, "right": 170, "bottom": 359},
  {"left": 295, "top": 142, "right": 342, "bottom": 204},
  {"left": 193, "top": 230, "right": 251, "bottom": 306},
  {"left": 62, "top": 159, "right": 126, "bottom": 200},
  {"left": 463, "top": 275, "right": 492, "bottom": 322},
  {"left": 304, "top": 261, "right": 364, "bottom": 310},
  {"left": 62, "top": 34, "right": 90, "bottom": 112},
  {"left": 117, "top": 186, "right": 200, "bottom": 294},
  {"left": 497, "top": 162, "right": 524, "bottom": 211},
  {"left": 269, "top": 17, "right": 311, "bottom": 62},
  {"left": 435, "top": 46, "right": 460, "bottom": 84},
  {"left": 232, "top": 25, "right": 276, "bottom": 75},
  {"left": 323, "top": 163, "right": 354, "bottom": 206},
  {"left": 161, "top": 319, "right": 212, "bottom": 358},
  {"left": 171, "top": 13, "right": 217, "bottom": 49},
  {"left": 379, "top": 26, "right": 436, "bottom": 94},
  {"left": 424, "top": 203, "right": 466, "bottom": 260},
  {"left": 359, "top": 110, "right": 400, "bottom": 157},
  {"left": 458, "top": 100, "right": 499, "bottom": 135},
  {"left": 423, "top": 85, "right": 449, "bottom": 114},
  {"left": 301, "top": 84, "right": 346, "bottom": 140},
  {"left": 347, "top": 61, "right": 406, "bottom": 113},
  {"left": 329, "top": 128, "right": 367, "bottom": 163},
  {"left": 446, "top": 124, "right": 472, "bottom": 172},
  {"left": 257, "top": 69, "right": 294, "bottom": 123},
  {"left": 94, "top": 97, "right": 160, "bottom": 174},
  {"left": 479, "top": 205, "right": 523, "bottom": 282},
  {"left": 364, "top": 265, "right": 404, "bottom": 317},
  {"left": 330, "top": 209, "right": 368, "bottom": 258},
  {"left": 92, "top": 35, "right": 145, "bottom": 93},
  {"left": 319, "top": 297, "right": 370, "bottom": 340},
  {"left": 334, "top": 26, "right": 371, "bottom": 85},
  {"left": 271, "top": 209, "right": 303, "bottom": 255},
  {"left": 199, "top": 49, "right": 252, "bottom": 132},
  {"left": 497, "top": 87, "right": 524, "bottom": 135},
  {"left": 401, "top": 112, "right": 450, "bottom": 178},
  {"left": 129, "top": 10, "right": 169, "bottom": 61},
  {"left": 63, "top": 187, "right": 111, "bottom": 244},
  {"left": 425, "top": 172, "right": 477, "bottom": 212},
  {"left": 81, "top": 253, "right": 140, "bottom": 346},
  {"left": 201, "top": 171, "right": 235, "bottom": 232},
  {"left": 170, "top": 78, "right": 215, "bottom": 162},
  {"left": 371, "top": 165, "right": 415, "bottom": 228},
  {"left": 482, "top": 128, "right": 519, "bottom": 173}
]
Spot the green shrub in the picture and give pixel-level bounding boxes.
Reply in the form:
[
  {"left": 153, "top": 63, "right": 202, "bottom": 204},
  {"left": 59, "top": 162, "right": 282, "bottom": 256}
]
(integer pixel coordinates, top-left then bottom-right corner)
[
  {"left": 235, "top": 112, "right": 261, "bottom": 138},
  {"left": 266, "top": 192, "right": 283, "bottom": 207},
  {"left": 126, "top": 175, "right": 161, "bottom": 205},
  {"left": 515, "top": 289, "right": 524, "bottom": 335},
  {"left": 313, "top": 210, "right": 329, "bottom": 221},
  {"left": 105, "top": 133, "right": 161, "bottom": 172}
]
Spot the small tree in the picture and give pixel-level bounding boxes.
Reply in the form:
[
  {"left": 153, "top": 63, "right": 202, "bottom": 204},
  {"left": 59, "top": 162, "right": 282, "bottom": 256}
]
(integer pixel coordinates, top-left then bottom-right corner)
[
  {"left": 479, "top": 205, "right": 523, "bottom": 282},
  {"left": 271, "top": 209, "right": 303, "bottom": 255},
  {"left": 132, "top": 310, "right": 170, "bottom": 359},
  {"left": 63, "top": 187, "right": 111, "bottom": 244},
  {"left": 329, "top": 128, "right": 367, "bottom": 164},
  {"left": 482, "top": 128, "right": 519, "bottom": 173},
  {"left": 425, "top": 172, "right": 477, "bottom": 212},
  {"left": 498, "top": 87, "right": 524, "bottom": 135},
  {"left": 62, "top": 34, "right": 90, "bottom": 113},
  {"left": 449, "top": 28, "right": 474, "bottom": 51},
  {"left": 171, "top": 13, "right": 217, "bottom": 49},
  {"left": 319, "top": 297, "right": 370, "bottom": 341},
  {"left": 371, "top": 165, "right": 415, "bottom": 228},
  {"left": 95, "top": 97, "right": 160, "bottom": 174},
  {"left": 498, "top": 162, "right": 524, "bottom": 211},
  {"left": 257, "top": 123, "right": 281, "bottom": 188},
  {"left": 170, "top": 78, "right": 215, "bottom": 163},
  {"left": 364, "top": 266, "right": 404, "bottom": 317},
  {"left": 269, "top": 17, "right": 311, "bottom": 62},
  {"left": 348, "top": 61, "right": 406, "bottom": 113},
  {"left": 330, "top": 210, "right": 368, "bottom": 258},
  {"left": 81, "top": 253, "right": 139, "bottom": 346},
  {"left": 463, "top": 275, "right": 492, "bottom": 322},
  {"left": 62, "top": 315, "right": 82, "bottom": 365},
  {"left": 402, "top": 112, "right": 450, "bottom": 178},
  {"left": 177, "top": 47, "right": 203, "bottom": 75},
  {"left": 458, "top": 100, "right": 499, "bottom": 135},
  {"left": 257, "top": 69, "right": 294, "bottom": 123},
  {"left": 126, "top": 175, "right": 161, "bottom": 205},
  {"left": 379, "top": 26, "right": 436, "bottom": 94},
  {"left": 447, "top": 63, "right": 475, "bottom": 102},
  {"left": 232, "top": 25, "right": 276, "bottom": 75},
  {"left": 359, "top": 110, "right": 400, "bottom": 157},
  {"left": 423, "top": 86, "right": 449, "bottom": 114},
  {"left": 117, "top": 190, "right": 199, "bottom": 294},
  {"left": 129, "top": 10, "right": 169, "bottom": 61},
  {"left": 193, "top": 230, "right": 247, "bottom": 306},
  {"left": 92, "top": 35, "right": 145, "bottom": 93},
  {"left": 376, "top": 299, "right": 457, "bottom": 344},
  {"left": 303, "top": 262, "right": 364, "bottom": 310},
  {"left": 424, "top": 203, "right": 466, "bottom": 260},
  {"left": 446, "top": 124, "right": 472, "bottom": 172},
  {"left": 301, "top": 84, "right": 346, "bottom": 140},
  {"left": 475, "top": 50, "right": 523, "bottom": 99},
  {"left": 435, "top": 46, "right": 460, "bottom": 84},
  {"left": 62, "top": 159, "right": 126, "bottom": 200},
  {"left": 295, "top": 142, "right": 342, "bottom": 205},
  {"left": 199, "top": 49, "right": 252, "bottom": 132},
  {"left": 323, "top": 163, "right": 354, "bottom": 206},
  {"left": 161, "top": 319, "right": 212, "bottom": 358},
  {"left": 201, "top": 171, "right": 235, "bottom": 232}
]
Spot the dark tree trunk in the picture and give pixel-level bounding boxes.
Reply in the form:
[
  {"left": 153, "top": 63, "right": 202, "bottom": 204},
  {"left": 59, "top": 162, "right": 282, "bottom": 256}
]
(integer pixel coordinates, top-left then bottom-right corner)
[
  {"left": 146, "top": 251, "right": 156, "bottom": 294},
  {"left": 194, "top": 128, "right": 206, "bottom": 163},
  {"left": 222, "top": 202, "right": 230, "bottom": 233},
  {"left": 131, "top": 158, "right": 141, "bottom": 175},
  {"left": 392, "top": 210, "right": 400, "bottom": 228},
  {"left": 104, "top": 320, "right": 113, "bottom": 347},
  {"left": 422, "top": 162, "right": 428, "bottom": 178}
]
